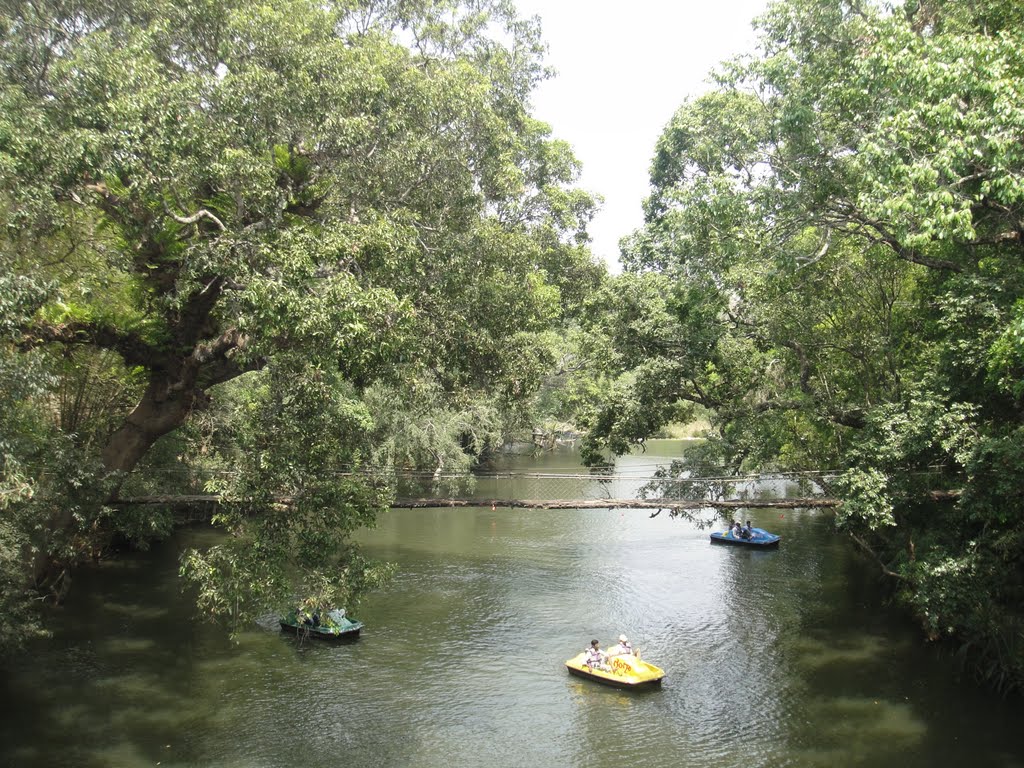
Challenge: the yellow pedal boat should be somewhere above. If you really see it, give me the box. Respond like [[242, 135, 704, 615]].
[[565, 652, 665, 689]]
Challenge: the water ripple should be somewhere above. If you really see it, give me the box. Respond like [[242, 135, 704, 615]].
[[3, 498, 1023, 767]]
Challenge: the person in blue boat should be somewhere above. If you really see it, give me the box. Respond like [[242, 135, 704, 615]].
[[741, 520, 753, 540], [585, 639, 610, 671], [730, 521, 742, 537]]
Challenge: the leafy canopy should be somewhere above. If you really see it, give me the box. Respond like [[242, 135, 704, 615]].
[[584, 0, 1024, 692], [0, 0, 604, 639]]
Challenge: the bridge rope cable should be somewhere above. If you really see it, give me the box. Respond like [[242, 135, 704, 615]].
[[110, 467, 847, 482], [109, 467, 852, 510]]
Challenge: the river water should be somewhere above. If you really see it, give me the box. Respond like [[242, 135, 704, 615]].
[[1, 441, 1022, 767]]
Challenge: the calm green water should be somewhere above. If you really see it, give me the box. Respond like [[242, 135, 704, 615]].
[[2, 441, 1022, 767]]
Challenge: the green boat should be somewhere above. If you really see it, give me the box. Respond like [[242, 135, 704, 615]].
[[279, 608, 363, 641]]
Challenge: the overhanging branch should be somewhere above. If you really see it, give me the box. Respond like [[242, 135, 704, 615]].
[[20, 320, 159, 368], [849, 532, 908, 582]]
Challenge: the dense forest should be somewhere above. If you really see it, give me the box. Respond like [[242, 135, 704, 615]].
[[2, 0, 1022, 694]]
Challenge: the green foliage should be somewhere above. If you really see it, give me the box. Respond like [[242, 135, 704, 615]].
[[0, 0, 605, 642], [834, 468, 896, 532], [586, 0, 1024, 692], [177, 361, 386, 625], [364, 374, 504, 490], [0, 275, 57, 651]]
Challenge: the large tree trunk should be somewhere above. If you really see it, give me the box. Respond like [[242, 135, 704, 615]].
[[26, 271, 251, 593], [33, 372, 200, 589], [102, 374, 198, 475], [100, 323, 251, 477]]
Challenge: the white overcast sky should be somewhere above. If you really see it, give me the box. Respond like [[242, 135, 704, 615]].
[[512, 0, 769, 270]]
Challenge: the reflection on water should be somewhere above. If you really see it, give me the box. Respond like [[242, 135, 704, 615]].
[[1, 442, 1022, 768]]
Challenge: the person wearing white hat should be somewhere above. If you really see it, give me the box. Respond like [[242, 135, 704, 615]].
[[607, 634, 637, 658]]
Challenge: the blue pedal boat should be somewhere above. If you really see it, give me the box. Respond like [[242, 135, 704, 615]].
[[710, 527, 781, 547]]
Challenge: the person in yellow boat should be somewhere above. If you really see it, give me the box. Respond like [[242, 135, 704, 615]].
[[607, 634, 639, 659], [585, 639, 610, 671]]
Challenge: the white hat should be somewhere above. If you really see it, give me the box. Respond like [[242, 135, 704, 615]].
[[619, 634, 628, 642]]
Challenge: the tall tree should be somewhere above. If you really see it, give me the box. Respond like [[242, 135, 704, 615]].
[[0, 0, 602, 637], [585, 0, 1024, 692]]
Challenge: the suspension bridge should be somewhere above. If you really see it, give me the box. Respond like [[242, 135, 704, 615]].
[[112, 469, 843, 513]]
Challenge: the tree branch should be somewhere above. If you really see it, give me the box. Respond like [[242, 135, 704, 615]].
[[962, 230, 1023, 248], [849, 532, 909, 582], [825, 204, 965, 272], [20, 320, 159, 368], [163, 199, 226, 232], [193, 328, 262, 389]]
